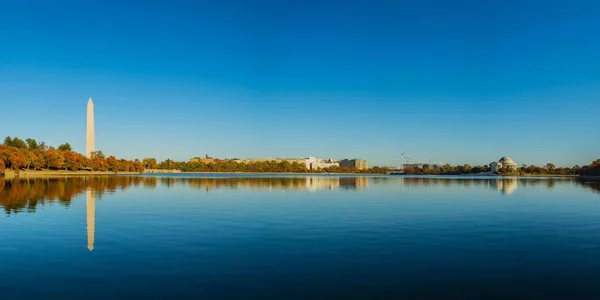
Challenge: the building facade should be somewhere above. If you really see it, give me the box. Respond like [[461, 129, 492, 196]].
[[339, 159, 368, 170], [305, 157, 339, 170]]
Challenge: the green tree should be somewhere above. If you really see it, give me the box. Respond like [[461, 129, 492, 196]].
[[58, 143, 72, 151], [91, 150, 105, 159], [463, 164, 472, 173], [26, 138, 39, 150], [11, 137, 27, 149]]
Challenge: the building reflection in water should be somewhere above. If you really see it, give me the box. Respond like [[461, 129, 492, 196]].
[[398, 177, 520, 195], [489, 178, 518, 195], [86, 189, 95, 251], [305, 177, 369, 192], [191, 176, 370, 192], [306, 177, 340, 192]]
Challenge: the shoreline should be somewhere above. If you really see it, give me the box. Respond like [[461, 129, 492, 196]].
[[0, 170, 587, 180], [2, 170, 140, 179]]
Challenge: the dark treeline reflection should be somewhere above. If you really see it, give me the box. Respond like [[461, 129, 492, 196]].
[[1, 176, 596, 215], [0, 176, 370, 214], [0, 176, 148, 215]]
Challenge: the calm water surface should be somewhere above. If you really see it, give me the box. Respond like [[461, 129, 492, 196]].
[[1, 175, 600, 299]]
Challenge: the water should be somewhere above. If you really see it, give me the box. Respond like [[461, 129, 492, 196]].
[[1, 175, 599, 299]]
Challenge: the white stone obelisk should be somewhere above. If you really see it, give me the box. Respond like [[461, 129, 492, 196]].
[[86, 98, 95, 158], [86, 189, 96, 251]]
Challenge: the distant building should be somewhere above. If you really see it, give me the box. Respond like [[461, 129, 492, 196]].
[[489, 156, 518, 173], [339, 159, 368, 170], [305, 157, 339, 170], [241, 157, 306, 164], [190, 154, 216, 164]]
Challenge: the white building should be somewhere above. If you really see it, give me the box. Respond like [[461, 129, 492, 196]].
[[305, 157, 339, 170], [490, 156, 518, 173]]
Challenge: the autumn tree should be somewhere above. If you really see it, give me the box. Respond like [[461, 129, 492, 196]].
[[61, 150, 79, 170], [142, 158, 158, 169], [133, 159, 144, 173], [45, 148, 65, 169], [7, 148, 27, 171], [91, 157, 107, 171], [404, 166, 416, 174], [32, 150, 45, 170], [21, 149, 38, 170], [106, 156, 119, 172]]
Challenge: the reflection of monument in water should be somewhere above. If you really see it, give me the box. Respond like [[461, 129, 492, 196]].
[[86, 189, 95, 251], [490, 178, 518, 195]]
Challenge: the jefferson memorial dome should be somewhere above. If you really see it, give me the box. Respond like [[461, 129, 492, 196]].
[[490, 156, 518, 172]]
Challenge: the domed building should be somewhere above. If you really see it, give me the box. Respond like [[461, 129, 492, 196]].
[[490, 156, 518, 173]]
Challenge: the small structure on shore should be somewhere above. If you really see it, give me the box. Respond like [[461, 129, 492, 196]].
[[143, 169, 182, 174]]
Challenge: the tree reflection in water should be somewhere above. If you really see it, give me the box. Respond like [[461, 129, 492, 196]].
[[0, 176, 149, 215], [0, 176, 372, 215], [0, 176, 594, 215]]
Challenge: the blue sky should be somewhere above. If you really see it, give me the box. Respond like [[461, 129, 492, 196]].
[[1, 0, 599, 167]]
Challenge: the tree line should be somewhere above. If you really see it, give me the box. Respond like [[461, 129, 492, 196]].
[[115, 156, 600, 176], [386, 161, 599, 176], [1, 136, 144, 174], [141, 157, 391, 174], [579, 159, 600, 176], [3, 135, 598, 177]]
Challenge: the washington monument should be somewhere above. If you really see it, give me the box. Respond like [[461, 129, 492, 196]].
[[86, 98, 95, 158]]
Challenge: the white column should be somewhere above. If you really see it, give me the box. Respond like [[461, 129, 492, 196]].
[[86, 98, 95, 158]]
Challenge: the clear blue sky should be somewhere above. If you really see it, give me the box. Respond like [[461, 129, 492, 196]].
[[1, 0, 599, 167]]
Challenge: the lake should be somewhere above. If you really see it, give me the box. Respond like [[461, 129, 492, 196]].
[[1, 175, 600, 299]]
